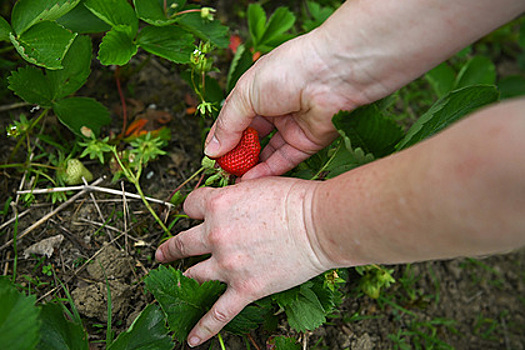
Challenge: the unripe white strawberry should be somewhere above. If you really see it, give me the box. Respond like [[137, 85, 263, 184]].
[[59, 159, 93, 185]]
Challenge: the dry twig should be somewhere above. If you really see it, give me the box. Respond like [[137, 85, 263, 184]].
[[0, 177, 105, 251], [82, 177, 116, 243], [0, 101, 29, 113], [17, 182, 174, 208]]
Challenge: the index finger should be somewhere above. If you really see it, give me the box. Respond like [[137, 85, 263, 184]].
[[186, 289, 250, 347], [155, 225, 209, 263], [183, 186, 215, 220]]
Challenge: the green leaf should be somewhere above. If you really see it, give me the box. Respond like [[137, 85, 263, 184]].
[[52, 97, 111, 137], [325, 141, 374, 179], [247, 4, 266, 46], [37, 303, 89, 350], [108, 304, 174, 350], [137, 25, 194, 64], [47, 35, 92, 99], [98, 26, 138, 66], [519, 52, 525, 72], [144, 266, 225, 343], [287, 288, 326, 332], [310, 274, 341, 313], [296, 137, 374, 180], [0, 277, 41, 350], [454, 56, 496, 89], [0, 16, 12, 41], [8, 36, 91, 105], [57, 2, 111, 34], [10, 21, 77, 70], [226, 44, 254, 93], [8, 65, 54, 107], [302, 1, 335, 32], [424, 62, 456, 98], [498, 75, 525, 99], [332, 106, 404, 158], [396, 85, 499, 151], [224, 305, 265, 335], [275, 282, 326, 332], [177, 12, 229, 48], [11, 0, 80, 35], [84, 0, 138, 36], [133, 0, 186, 26], [247, 5, 295, 52], [259, 7, 295, 47]]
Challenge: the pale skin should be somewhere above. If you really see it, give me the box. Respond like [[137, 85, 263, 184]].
[[155, 0, 525, 347]]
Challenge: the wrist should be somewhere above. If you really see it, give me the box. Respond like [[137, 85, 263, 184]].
[[310, 0, 525, 105], [286, 178, 336, 273], [310, 177, 369, 269]]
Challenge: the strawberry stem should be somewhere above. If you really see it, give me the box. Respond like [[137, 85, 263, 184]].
[[218, 333, 226, 350], [167, 166, 205, 202], [115, 66, 128, 138], [110, 147, 171, 236]]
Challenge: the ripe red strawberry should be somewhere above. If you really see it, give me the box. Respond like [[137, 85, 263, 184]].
[[215, 127, 261, 176]]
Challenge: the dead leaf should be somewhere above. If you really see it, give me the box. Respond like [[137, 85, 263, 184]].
[[125, 108, 173, 136], [23, 234, 64, 259]]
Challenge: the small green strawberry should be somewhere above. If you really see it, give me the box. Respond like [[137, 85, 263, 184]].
[[214, 127, 261, 176], [59, 159, 94, 185]]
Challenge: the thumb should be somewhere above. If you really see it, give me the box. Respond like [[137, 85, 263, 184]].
[[204, 83, 256, 158]]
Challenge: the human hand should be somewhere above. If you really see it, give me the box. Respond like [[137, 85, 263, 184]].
[[155, 177, 333, 347], [204, 30, 369, 180], [204, 0, 525, 181]]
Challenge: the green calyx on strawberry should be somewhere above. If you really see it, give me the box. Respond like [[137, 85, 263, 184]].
[[214, 127, 261, 177]]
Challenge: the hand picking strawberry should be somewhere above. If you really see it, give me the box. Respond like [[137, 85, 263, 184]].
[[156, 0, 525, 347], [214, 127, 261, 177]]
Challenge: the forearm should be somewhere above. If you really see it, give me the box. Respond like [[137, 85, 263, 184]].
[[310, 0, 525, 104], [311, 98, 525, 268]]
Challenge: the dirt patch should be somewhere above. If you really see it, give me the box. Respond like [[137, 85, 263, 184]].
[[72, 280, 132, 321]]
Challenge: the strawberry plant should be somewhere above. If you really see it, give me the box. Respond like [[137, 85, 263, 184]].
[[226, 3, 296, 92], [1, 0, 229, 186], [1, 0, 222, 210], [0, 276, 174, 350]]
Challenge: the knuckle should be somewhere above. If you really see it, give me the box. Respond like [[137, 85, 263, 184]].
[[169, 236, 186, 257], [237, 79, 255, 110], [206, 192, 227, 213], [196, 320, 216, 340], [207, 194, 221, 212], [208, 227, 225, 246], [183, 267, 199, 283], [234, 279, 261, 299], [234, 76, 250, 95], [220, 254, 241, 271], [214, 113, 229, 133], [184, 187, 209, 211], [210, 305, 233, 324]]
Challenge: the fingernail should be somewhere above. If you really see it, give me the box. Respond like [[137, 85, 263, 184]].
[[188, 336, 201, 347], [204, 135, 220, 157], [155, 249, 165, 262]]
